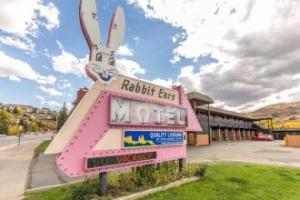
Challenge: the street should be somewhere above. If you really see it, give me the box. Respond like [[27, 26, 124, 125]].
[[0, 133, 52, 200], [0, 133, 52, 151]]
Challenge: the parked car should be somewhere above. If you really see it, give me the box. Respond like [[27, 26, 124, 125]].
[[252, 134, 273, 141]]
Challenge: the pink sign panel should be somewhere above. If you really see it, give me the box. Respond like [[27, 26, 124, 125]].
[[53, 86, 202, 177]]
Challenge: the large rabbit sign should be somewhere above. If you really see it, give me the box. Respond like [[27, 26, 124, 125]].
[[45, 0, 202, 178], [79, 0, 125, 84]]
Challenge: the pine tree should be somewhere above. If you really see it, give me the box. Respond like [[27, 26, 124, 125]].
[[57, 102, 69, 132]]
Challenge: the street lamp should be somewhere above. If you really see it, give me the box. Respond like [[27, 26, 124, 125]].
[[15, 118, 22, 146], [53, 110, 59, 140]]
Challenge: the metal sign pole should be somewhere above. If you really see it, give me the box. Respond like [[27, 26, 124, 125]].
[[179, 158, 186, 171], [98, 172, 107, 196]]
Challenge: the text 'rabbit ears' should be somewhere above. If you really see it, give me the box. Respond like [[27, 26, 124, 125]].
[[79, 0, 125, 54]]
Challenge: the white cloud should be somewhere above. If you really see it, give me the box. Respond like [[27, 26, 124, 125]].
[[133, 36, 140, 44], [8, 75, 21, 82], [116, 58, 146, 78], [36, 95, 45, 101], [117, 44, 134, 56], [130, 0, 300, 111], [0, 51, 56, 84], [171, 36, 177, 43], [150, 78, 174, 88], [37, 2, 60, 30], [57, 79, 72, 90], [56, 40, 64, 50], [0, 0, 60, 37], [175, 61, 300, 112], [46, 100, 61, 108], [66, 102, 73, 111], [169, 55, 180, 64], [36, 95, 62, 108], [39, 86, 63, 96], [52, 48, 88, 77], [0, 36, 35, 52]]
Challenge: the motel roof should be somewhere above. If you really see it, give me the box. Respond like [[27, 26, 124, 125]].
[[251, 115, 273, 120], [187, 92, 214, 106], [196, 105, 253, 120]]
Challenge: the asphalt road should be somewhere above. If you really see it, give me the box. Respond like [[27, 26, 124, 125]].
[[0, 133, 53, 151], [188, 140, 300, 167], [0, 133, 52, 200]]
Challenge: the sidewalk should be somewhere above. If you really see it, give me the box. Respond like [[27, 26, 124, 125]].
[[26, 153, 83, 190], [0, 142, 40, 200]]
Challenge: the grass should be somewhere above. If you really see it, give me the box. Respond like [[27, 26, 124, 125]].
[[141, 163, 300, 200], [24, 163, 300, 200], [34, 140, 51, 153], [24, 185, 70, 200]]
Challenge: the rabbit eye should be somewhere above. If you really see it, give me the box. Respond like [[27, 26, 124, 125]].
[[96, 53, 102, 61], [108, 57, 115, 66]]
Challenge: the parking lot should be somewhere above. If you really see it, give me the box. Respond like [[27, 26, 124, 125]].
[[187, 140, 300, 168]]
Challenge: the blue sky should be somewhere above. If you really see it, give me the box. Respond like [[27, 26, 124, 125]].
[[0, 0, 300, 112]]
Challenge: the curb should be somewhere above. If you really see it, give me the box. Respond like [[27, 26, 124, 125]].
[[25, 180, 84, 194], [115, 176, 200, 200], [25, 152, 39, 190]]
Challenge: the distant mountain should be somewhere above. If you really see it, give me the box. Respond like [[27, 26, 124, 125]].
[[249, 102, 300, 128]]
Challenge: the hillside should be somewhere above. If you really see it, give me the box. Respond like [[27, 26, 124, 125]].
[[249, 102, 300, 128]]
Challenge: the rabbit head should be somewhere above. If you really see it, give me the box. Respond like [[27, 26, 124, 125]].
[[80, 0, 125, 85], [86, 47, 118, 84]]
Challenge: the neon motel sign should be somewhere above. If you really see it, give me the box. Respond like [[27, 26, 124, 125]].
[[110, 96, 187, 126]]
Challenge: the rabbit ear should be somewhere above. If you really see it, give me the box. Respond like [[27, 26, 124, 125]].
[[79, 0, 101, 50], [106, 6, 125, 53]]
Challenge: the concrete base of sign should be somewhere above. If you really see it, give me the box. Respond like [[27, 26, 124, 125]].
[[114, 176, 200, 200], [187, 132, 209, 146]]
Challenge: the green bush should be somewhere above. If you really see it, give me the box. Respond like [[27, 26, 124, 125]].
[[194, 164, 207, 177], [117, 172, 136, 192], [67, 162, 205, 199], [69, 178, 98, 200], [134, 164, 157, 186]]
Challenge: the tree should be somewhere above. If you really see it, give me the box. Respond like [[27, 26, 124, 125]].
[[7, 125, 18, 135], [57, 103, 69, 132], [0, 109, 15, 135], [23, 121, 29, 133], [30, 121, 38, 132], [19, 118, 28, 133], [13, 106, 23, 117]]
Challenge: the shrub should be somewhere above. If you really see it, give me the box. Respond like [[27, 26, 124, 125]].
[[69, 177, 98, 200], [134, 164, 158, 186], [194, 164, 207, 177], [68, 162, 205, 199], [117, 172, 136, 192]]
